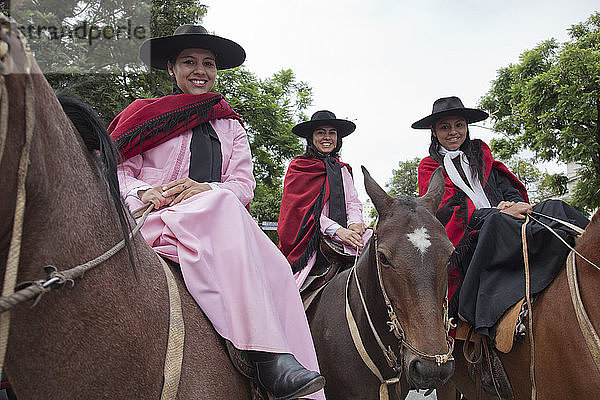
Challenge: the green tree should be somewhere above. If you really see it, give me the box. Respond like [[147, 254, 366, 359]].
[[215, 70, 309, 194], [214, 67, 311, 223], [502, 157, 568, 203], [26, 0, 206, 121], [370, 157, 420, 222], [479, 12, 600, 213], [386, 157, 420, 198]]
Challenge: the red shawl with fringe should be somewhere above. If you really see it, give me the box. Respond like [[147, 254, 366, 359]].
[[109, 92, 242, 160], [278, 157, 350, 272]]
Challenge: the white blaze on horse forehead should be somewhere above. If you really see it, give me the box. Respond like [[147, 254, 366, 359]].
[[407, 227, 431, 255]]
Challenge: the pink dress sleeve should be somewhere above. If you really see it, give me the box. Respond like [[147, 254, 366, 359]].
[[116, 154, 150, 210], [211, 119, 256, 206], [117, 154, 151, 196], [319, 205, 338, 235]]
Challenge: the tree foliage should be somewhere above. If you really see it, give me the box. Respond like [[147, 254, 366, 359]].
[[370, 157, 420, 221], [480, 12, 600, 213], [11, 0, 311, 222], [386, 157, 420, 198], [214, 67, 311, 222], [501, 158, 568, 203]]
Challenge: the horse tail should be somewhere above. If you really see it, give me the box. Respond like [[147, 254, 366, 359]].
[[57, 95, 135, 267]]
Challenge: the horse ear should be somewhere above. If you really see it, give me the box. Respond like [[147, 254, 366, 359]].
[[419, 166, 445, 214], [362, 166, 394, 215]]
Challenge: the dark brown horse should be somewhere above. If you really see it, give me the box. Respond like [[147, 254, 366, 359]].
[[0, 15, 250, 399], [438, 208, 600, 400], [307, 166, 456, 399]]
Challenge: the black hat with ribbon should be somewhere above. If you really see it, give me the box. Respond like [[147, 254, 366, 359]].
[[292, 110, 356, 138], [411, 96, 488, 129], [139, 25, 246, 70]]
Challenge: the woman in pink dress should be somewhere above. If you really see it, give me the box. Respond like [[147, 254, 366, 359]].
[[277, 110, 371, 288], [110, 25, 325, 400]]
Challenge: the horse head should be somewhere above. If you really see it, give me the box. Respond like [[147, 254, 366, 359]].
[[363, 166, 455, 389]]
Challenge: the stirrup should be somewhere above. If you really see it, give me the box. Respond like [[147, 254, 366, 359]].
[[465, 330, 514, 400]]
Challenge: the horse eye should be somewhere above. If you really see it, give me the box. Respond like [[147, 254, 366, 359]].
[[378, 252, 391, 266]]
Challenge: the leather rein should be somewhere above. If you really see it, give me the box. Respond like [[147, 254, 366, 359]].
[[345, 224, 455, 400], [0, 19, 183, 400]]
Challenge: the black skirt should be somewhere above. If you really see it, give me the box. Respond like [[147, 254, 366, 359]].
[[455, 199, 589, 338]]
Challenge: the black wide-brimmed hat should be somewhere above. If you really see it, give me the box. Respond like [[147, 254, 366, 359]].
[[139, 25, 246, 70], [411, 96, 488, 129], [292, 110, 356, 138]]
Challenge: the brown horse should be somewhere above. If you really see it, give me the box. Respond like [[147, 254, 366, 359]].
[[0, 15, 251, 399], [307, 166, 456, 399], [437, 208, 600, 400]]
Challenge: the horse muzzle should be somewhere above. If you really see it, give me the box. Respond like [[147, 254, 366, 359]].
[[405, 355, 455, 389]]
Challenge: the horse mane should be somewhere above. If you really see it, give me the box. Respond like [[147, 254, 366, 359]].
[[57, 94, 135, 266]]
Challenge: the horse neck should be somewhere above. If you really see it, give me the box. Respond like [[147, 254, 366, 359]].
[[572, 210, 600, 314], [2, 72, 137, 283]]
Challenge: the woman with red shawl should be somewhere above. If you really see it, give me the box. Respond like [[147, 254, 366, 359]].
[[278, 110, 371, 288], [110, 25, 325, 400], [415, 96, 588, 398]]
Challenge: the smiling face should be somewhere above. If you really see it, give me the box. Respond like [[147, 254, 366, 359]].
[[432, 116, 468, 151], [167, 48, 217, 95], [312, 125, 338, 154]]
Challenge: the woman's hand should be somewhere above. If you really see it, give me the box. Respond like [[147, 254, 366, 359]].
[[162, 178, 212, 206], [335, 227, 364, 248], [496, 201, 515, 210], [348, 222, 367, 235], [138, 186, 173, 210], [499, 201, 532, 219]]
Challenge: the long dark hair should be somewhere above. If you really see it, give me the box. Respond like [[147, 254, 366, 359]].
[[298, 134, 343, 159], [429, 126, 485, 185]]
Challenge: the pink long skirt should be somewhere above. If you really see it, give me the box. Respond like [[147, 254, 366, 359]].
[[137, 189, 325, 399]]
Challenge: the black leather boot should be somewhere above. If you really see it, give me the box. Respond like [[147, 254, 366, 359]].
[[249, 352, 325, 400]]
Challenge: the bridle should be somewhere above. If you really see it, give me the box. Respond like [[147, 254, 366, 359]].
[[345, 223, 455, 400]]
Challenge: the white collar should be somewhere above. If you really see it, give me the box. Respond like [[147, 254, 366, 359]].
[[439, 147, 490, 209]]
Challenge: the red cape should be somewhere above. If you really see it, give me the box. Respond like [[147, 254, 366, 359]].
[[277, 157, 350, 270], [418, 140, 528, 303], [109, 93, 242, 161]]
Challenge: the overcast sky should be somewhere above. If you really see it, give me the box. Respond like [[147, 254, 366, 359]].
[[202, 0, 598, 201]]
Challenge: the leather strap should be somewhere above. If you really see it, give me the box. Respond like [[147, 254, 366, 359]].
[[345, 269, 399, 400], [566, 251, 600, 374], [157, 256, 185, 400], [521, 216, 537, 400]]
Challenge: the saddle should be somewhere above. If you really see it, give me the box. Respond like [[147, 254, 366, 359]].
[[455, 298, 526, 353], [300, 236, 355, 311]]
